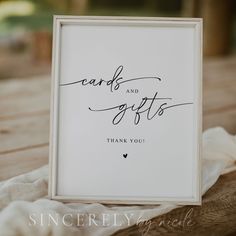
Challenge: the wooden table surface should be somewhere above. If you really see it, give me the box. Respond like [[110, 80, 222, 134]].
[[1, 56, 236, 180], [114, 170, 236, 236], [0, 57, 236, 235]]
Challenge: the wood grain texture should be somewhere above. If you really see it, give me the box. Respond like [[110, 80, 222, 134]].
[[0, 76, 50, 119], [0, 145, 48, 180], [113, 170, 236, 236], [0, 57, 236, 177], [0, 114, 49, 154], [0, 76, 50, 180]]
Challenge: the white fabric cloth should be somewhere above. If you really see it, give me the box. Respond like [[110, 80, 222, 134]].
[[0, 127, 236, 236]]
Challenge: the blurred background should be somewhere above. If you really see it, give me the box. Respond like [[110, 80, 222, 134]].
[[1, 0, 236, 180], [0, 0, 236, 79]]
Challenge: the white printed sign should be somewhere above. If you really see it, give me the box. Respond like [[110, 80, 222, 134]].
[[49, 16, 202, 205]]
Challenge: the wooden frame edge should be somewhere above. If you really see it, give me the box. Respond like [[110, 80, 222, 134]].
[[48, 16, 203, 205]]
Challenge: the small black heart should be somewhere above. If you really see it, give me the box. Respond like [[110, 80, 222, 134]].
[[123, 153, 128, 158]]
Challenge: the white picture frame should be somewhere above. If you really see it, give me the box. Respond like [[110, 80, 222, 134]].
[[49, 15, 202, 205]]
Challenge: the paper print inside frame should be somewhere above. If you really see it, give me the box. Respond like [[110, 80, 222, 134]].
[[49, 16, 202, 205]]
